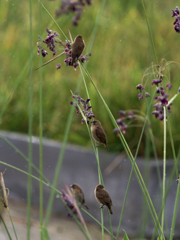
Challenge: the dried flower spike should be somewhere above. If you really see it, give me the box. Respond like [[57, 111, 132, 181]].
[[37, 30, 91, 71], [113, 111, 134, 135], [55, 0, 92, 26], [70, 94, 95, 124], [172, 6, 180, 33]]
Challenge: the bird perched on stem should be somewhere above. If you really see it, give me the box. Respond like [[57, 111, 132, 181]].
[[70, 183, 89, 210], [71, 35, 85, 65], [91, 120, 109, 150], [94, 184, 113, 214]]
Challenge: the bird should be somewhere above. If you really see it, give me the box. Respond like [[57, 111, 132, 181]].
[[71, 35, 85, 65], [70, 183, 89, 210], [91, 120, 109, 150], [94, 184, 113, 214]]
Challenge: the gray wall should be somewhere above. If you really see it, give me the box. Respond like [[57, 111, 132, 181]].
[[0, 131, 179, 238]]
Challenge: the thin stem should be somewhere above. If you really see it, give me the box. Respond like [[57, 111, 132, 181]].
[[141, 0, 158, 65], [101, 208, 104, 240], [0, 134, 49, 184], [44, 0, 106, 227], [82, 64, 165, 239], [0, 215, 12, 240], [166, 104, 178, 175], [161, 107, 166, 239], [82, 208, 116, 239], [7, 208, 18, 240], [37, 0, 68, 40], [169, 175, 180, 240], [38, 2, 43, 239], [27, 0, 33, 238], [107, 210, 113, 240]]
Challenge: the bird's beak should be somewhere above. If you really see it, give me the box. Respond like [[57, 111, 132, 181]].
[[91, 121, 94, 124], [70, 185, 73, 188]]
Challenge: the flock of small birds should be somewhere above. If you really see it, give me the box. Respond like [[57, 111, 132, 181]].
[[70, 118, 112, 214], [71, 36, 112, 213], [70, 183, 113, 214]]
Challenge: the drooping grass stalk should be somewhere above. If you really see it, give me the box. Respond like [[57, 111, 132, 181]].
[[115, 89, 159, 238], [0, 215, 12, 240], [7, 207, 18, 240], [116, 117, 148, 239], [116, 119, 160, 239], [27, 0, 33, 238], [82, 208, 116, 239], [82, 64, 165, 239], [161, 106, 167, 239], [0, 161, 62, 197]]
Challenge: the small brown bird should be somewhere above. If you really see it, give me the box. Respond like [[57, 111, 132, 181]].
[[91, 120, 109, 150], [70, 183, 89, 210], [71, 35, 85, 65], [94, 184, 113, 214]]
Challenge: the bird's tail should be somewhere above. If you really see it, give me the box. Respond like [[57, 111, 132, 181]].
[[84, 204, 89, 210], [106, 144, 109, 151], [109, 207, 113, 214]]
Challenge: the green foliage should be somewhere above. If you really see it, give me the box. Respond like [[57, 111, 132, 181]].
[[40, 226, 50, 240], [0, 0, 180, 157], [123, 230, 129, 240]]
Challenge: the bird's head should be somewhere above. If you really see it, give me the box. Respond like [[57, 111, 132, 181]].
[[96, 184, 104, 191], [70, 183, 80, 190], [91, 120, 101, 126]]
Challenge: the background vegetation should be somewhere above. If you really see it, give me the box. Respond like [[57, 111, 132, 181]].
[[1, 0, 180, 157]]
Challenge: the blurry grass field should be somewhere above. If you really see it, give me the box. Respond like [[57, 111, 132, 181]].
[[1, 0, 180, 157]]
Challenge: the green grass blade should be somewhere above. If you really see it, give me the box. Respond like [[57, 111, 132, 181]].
[[27, 0, 33, 238], [7, 208, 18, 240], [0, 214, 12, 240], [81, 64, 165, 239], [141, 0, 158, 65]]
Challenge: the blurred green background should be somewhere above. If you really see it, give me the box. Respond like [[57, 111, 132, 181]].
[[1, 0, 180, 157]]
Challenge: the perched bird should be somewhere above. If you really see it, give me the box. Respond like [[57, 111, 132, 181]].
[[91, 120, 109, 150], [71, 35, 85, 65], [70, 183, 89, 210], [94, 184, 113, 214]]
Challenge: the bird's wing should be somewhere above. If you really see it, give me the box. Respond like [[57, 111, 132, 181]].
[[96, 127, 107, 144], [96, 190, 112, 204]]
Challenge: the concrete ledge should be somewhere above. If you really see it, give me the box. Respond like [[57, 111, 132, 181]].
[[0, 131, 179, 238]]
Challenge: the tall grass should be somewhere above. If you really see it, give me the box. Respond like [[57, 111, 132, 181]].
[[0, 0, 180, 239]]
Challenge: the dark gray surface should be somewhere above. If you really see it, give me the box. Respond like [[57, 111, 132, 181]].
[[0, 131, 179, 238]]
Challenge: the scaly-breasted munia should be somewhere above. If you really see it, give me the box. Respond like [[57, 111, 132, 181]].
[[70, 183, 89, 210], [71, 35, 85, 65], [91, 120, 109, 150], [94, 184, 113, 214]]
